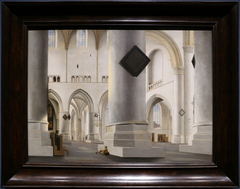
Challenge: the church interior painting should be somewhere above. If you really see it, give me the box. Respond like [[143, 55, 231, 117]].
[[28, 29, 213, 164]]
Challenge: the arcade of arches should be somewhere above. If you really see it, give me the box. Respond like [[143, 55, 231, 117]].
[[28, 30, 212, 158]]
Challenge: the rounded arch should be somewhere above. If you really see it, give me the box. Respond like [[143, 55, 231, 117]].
[[146, 94, 172, 120], [146, 30, 183, 69], [68, 89, 94, 112], [48, 89, 63, 112]]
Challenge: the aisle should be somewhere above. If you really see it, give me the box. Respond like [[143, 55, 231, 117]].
[[28, 141, 212, 165]]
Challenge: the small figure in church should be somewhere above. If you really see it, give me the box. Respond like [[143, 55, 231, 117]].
[[96, 146, 110, 155], [63, 146, 69, 155]]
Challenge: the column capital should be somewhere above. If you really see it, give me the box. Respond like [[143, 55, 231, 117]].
[[173, 67, 184, 75], [183, 45, 194, 53]]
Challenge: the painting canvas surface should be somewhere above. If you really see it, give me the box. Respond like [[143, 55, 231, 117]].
[[27, 29, 213, 165]]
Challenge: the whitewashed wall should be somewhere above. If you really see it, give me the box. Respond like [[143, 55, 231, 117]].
[[48, 30, 66, 82]]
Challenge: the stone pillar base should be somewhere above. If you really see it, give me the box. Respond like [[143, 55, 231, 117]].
[[28, 122, 53, 156], [171, 135, 186, 144], [86, 133, 103, 144], [181, 135, 186, 143], [171, 135, 181, 143], [179, 126, 212, 155], [98, 124, 164, 158], [61, 133, 72, 144], [28, 139, 53, 156]]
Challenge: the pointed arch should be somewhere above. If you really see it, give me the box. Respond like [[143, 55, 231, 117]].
[[146, 30, 183, 69], [48, 89, 63, 112], [146, 94, 172, 120], [68, 89, 94, 112]]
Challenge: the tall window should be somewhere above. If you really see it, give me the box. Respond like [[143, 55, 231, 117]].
[[153, 103, 161, 127], [77, 30, 85, 47], [48, 30, 56, 47]]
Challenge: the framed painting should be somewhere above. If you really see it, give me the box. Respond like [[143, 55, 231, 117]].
[[1, 1, 239, 188]]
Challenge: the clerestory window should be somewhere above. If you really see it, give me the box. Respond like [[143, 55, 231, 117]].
[[48, 30, 56, 48], [77, 30, 86, 47]]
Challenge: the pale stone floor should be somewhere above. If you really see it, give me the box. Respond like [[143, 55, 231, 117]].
[[28, 141, 212, 165]]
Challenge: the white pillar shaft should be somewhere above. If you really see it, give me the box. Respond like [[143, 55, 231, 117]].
[[194, 31, 212, 125], [28, 30, 48, 125], [86, 112, 100, 143], [78, 119, 81, 141], [99, 30, 164, 157], [89, 112, 99, 133], [183, 46, 194, 138], [59, 112, 69, 133], [179, 31, 212, 155], [28, 30, 53, 156], [108, 30, 146, 125], [172, 68, 184, 143]]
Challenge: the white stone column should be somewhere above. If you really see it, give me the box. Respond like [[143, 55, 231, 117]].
[[82, 108, 89, 140], [183, 46, 194, 142], [98, 30, 164, 157], [78, 119, 81, 141], [59, 111, 70, 141], [28, 30, 53, 156], [180, 31, 212, 155], [86, 112, 101, 143], [99, 121, 103, 141], [172, 67, 185, 143]]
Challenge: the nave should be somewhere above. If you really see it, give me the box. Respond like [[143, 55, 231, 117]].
[[28, 141, 211, 165]]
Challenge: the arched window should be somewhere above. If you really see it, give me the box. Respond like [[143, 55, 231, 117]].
[[102, 76, 105, 83], [80, 76, 83, 82], [88, 76, 91, 82], [71, 76, 75, 82], [153, 103, 161, 127], [48, 30, 56, 47], [57, 76, 60, 82], [77, 30, 85, 47]]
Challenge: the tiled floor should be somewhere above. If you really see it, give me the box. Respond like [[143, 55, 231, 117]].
[[28, 141, 212, 166]]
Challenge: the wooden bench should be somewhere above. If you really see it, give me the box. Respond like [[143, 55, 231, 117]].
[[50, 132, 64, 156]]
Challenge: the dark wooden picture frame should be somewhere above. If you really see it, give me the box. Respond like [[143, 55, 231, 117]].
[[1, 1, 239, 188]]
